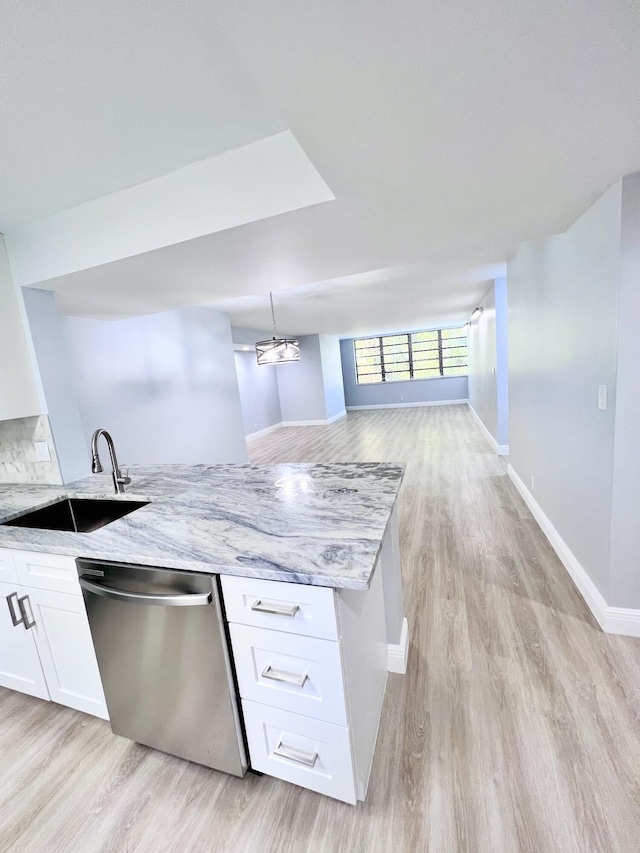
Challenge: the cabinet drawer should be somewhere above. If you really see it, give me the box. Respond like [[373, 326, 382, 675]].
[[242, 700, 356, 804], [221, 575, 338, 640], [12, 550, 80, 596], [230, 624, 347, 725], [0, 548, 19, 584]]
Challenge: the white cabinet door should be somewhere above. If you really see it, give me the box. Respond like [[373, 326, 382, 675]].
[[24, 587, 108, 720], [0, 581, 49, 701]]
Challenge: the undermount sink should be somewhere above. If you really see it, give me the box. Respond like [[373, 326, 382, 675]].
[[2, 498, 149, 533]]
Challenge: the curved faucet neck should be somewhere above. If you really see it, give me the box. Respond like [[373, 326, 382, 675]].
[[90, 429, 129, 494]]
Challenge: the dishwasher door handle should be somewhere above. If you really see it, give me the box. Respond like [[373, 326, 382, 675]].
[[79, 577, 212, 607]]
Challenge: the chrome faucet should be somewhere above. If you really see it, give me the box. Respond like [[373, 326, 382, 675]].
[[90, 429, 131, 494]]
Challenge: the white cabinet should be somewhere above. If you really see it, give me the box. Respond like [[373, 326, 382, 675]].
[[0, 580, 49, 700], [25, 587, 108, 718], [221, 568, 389, 805], [0, 548, 108, 720], [0, 548, 19, 584], [13, 549, 82, 596]]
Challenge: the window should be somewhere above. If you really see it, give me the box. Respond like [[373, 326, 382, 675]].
[[354, 327, 467, 384]]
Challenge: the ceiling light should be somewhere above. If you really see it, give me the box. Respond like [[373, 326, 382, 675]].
[[255, 292, 300, 365]]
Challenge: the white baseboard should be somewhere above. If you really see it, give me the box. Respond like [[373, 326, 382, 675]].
[[248, 411, 347, 435], [468, 403, 509, 455], [245, 423, 282, 441], [347, 399, 468, 411], [387, 617, 409, 673], [281, 410, 347, 427], [507, 464, 640, 638]]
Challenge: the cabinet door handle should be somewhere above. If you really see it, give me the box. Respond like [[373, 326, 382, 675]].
[[273, 740, 318, 768], [17, 595, 36, 630], [6, 592, 24, 627], [251, 599, 299, 618], [262, 664, 308, 688]]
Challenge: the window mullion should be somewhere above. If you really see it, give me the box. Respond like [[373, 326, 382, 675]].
[[407, 334, 414, 379], [438, 330, 444, 376], [379, 337, 386, 381]]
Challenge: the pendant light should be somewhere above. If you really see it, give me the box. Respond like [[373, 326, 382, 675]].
[[255, 292, 300, 365]]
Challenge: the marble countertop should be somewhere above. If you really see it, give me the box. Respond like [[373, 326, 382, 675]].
[[0, 464, 404, 589]]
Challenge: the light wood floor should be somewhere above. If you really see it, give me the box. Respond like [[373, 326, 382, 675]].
[[1, 406, 639, 852]]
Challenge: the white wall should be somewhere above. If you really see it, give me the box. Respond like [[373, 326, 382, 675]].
[[0, 237, 42, 421], [508, 182, 621, 602], [22, 288, 89, 481], [467, 277, 509, 451], [320, 336, 346, 419], [234, 350, 282, 437], [608, 174, 640, 607], [276, 335, 328, 422], [231, 330, 345, 431], [63, 307, 248, 466]]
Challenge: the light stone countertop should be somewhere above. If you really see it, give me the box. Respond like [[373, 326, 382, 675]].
[[0, 463, 404, 589]]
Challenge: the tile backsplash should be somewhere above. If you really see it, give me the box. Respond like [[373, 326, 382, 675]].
[[0, 415, 63, 484]]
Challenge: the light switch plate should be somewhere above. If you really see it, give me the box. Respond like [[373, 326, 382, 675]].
[[34, 441, 51, 461], [598, 384, 608, 411]]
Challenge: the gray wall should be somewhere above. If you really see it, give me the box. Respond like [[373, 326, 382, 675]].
[[508, 181, 621, 602], [234, 350, 282, 437], [63, 306, 248, 466], [340, 337, 468, 408], [467, 277, 509, 450], [276, 335, 330, 422], [23, 288, 90, 481], [609, 174, 640, 607]]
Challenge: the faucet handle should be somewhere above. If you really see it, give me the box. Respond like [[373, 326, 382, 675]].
[[114, 468, 132, 493]]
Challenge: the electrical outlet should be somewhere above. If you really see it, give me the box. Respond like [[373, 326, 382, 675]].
[[530, 475, 535, 491], [598, 384, 607, 411], [34, 441, 51, 462]]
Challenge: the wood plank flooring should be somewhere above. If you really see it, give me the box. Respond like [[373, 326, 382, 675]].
[[1, 405, 639, 852]]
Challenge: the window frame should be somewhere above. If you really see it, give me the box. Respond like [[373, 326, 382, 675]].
[[353, 327, 468, 385]]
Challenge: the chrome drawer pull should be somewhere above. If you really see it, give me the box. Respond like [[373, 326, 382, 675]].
[[262, 664, 308, 688], [6, 592, 24, 627], [251, 599, 299, 618], [273, 740, 318, 768], [17, 595, 36, 630]]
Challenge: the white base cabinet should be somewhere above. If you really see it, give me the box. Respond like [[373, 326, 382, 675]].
[[222, 565, 389, 805], [0, 548, 108, 720], [0, 580, 49, 700]]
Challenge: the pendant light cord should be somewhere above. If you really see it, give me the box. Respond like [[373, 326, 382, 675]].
[[270, 291, 278, 339]]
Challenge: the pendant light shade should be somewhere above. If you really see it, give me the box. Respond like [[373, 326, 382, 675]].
[[255, 292, 300, 365]]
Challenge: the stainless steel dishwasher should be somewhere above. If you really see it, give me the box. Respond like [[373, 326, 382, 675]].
[[77, 559, 247, 777]]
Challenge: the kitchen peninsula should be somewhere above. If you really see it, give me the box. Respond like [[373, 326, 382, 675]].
[[0, 463, 407, 804]]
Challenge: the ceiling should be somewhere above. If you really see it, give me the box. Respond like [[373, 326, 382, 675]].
[[2, 1, 640, 336]]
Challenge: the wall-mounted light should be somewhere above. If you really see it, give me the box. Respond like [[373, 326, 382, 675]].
[[470, 306, 484, 320], [255, 292, 300, 366]]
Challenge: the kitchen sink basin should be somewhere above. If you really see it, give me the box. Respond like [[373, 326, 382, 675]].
[[1, 498, 149, 533]]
